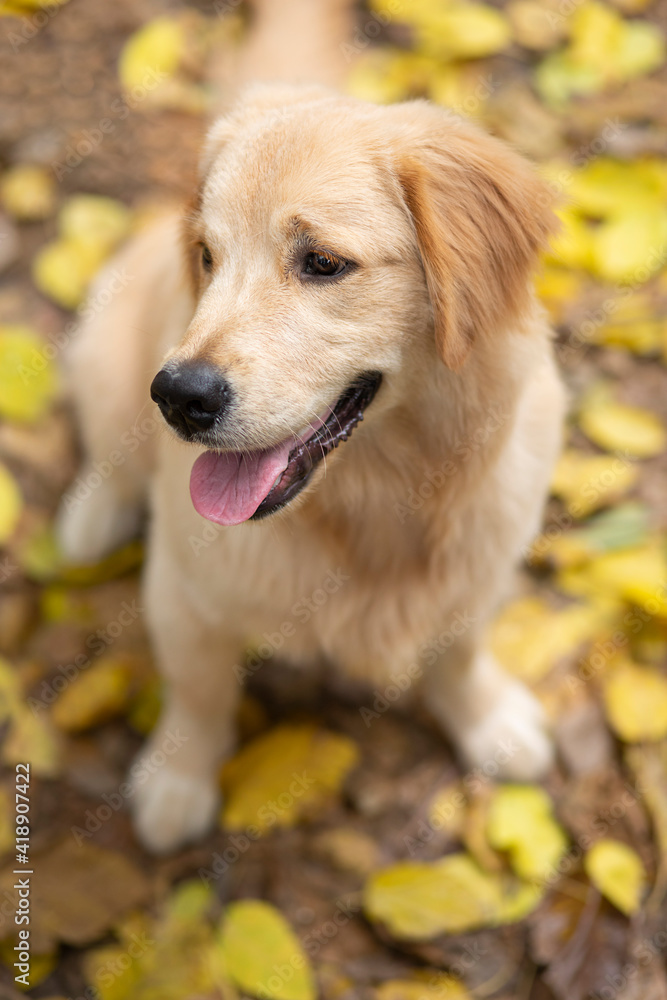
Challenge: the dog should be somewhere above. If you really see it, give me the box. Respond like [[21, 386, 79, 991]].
[[57, 71, 565, 853]]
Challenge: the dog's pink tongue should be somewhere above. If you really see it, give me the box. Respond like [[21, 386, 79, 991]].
[[190, 446, 291, 525]]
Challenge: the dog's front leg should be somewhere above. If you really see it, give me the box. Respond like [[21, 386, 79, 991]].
[[131, 553, 242, 854], [422, 633, 554, 782]]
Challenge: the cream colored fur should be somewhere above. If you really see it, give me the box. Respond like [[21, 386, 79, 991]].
[[57, 23, 565, 854]]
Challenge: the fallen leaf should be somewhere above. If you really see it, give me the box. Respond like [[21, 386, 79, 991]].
[[603, 658, 667, 741], [118, 17, 186, 92], [578, 385, 666, 457], [33, 196, 131, 308], [1, 703, 62, 777], [418, 4, 512, 60], [0, 462, 22, 545], [1, 0, 68, 10], [58, 194, 131, 252], [0, 164, 56, 221], [557, 542, 667, 617], [0, 788, 13, 856], [222, 723, 359, 833], [32, 238, 107, 309], [219, 899, 315, 1000], [550, 449, 638, 518], [51, 656, 132, 732], [0, 942, 57, 988], [364, 853, 542, 939], [567, 158, 667, 218], [311, 826, 381, 876], [58, 538, 144, 586], [487, 785, 568, 882], [85, 881, 225, 1000], [584, 838, 647, 914], [541, 502, 650, 568], [534, 267, 586, 322], [0, 324, 58, 423], [592, 209, 667, 284], [490, 596, 612, 681], [545, 206, 595, 270], [375, 975, 471, 1000], [0, 840, 151, 952], [536, 1, 665, 106]]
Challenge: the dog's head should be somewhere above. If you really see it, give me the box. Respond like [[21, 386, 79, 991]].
[[150, 85, 554, 525]]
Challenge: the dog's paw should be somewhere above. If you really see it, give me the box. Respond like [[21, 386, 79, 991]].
[[56, 471, 141, 565], [458, 681, 554, 782], [131, 764, 220, 854]]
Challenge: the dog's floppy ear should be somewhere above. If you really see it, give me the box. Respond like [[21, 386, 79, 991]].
[[393, 105, 555, 371]]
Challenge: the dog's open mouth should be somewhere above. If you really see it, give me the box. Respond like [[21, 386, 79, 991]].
[[189, 371, 382, 525]]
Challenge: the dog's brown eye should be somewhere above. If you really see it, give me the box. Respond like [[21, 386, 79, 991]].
[[303, 251, 346, 278], [200, 243, 213, 272]]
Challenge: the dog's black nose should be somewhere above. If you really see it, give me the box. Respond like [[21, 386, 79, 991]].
[[150, 361, 229, 436]]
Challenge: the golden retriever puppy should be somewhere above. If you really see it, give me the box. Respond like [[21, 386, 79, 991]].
[[57, 85, 565, 853]]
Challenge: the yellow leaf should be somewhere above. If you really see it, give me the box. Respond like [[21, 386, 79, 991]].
[[85, 881, 223, 1000], [364, 853, 542, 939], [419, 4, 512, 59], [0, 0, 68, 9], [0, 788, 13, 855], [0, 946, 57, 989], [428, 65, 490, 117], [346, 50, 437, 104], [59, 538, 144, 586], [0, 655, 22, 723], [540, 502, 649, 569], [376, 976, 471, 1000], [0, 462, 22, 545], [2, 704, 62, 777], [615, 20, 665, 78], [312, 826, 381, 876], [126, 675, 162, 735], [0, 324, 58, 423], [118, 17, 185, 92], [51, 657, 132, 733], [570, 1, 665, 81], [18, 523, 61, 581], [58, 194, 131, 252], [535, 51, 604, 107], [603, 659, 667, 742], [578, 387, 666, 458], [0, 164, 56, 221], [592, 210, 667, 284], [222, 723, 359, 833], [595, 291, 665, 355], [534, 267, 585, 323], [550, 449, 638, 518], [165, 878, 216, 923], [567, 158, 667, 218], [584, 839, 647, 914], [560, 542, 667, 617], [219, 900, 315, 1000], [33, 196, 131, 308], [32, 238, 106, 309], [487, 785, 568, 882], [546, 208, 595, 270], [535, 3, 665, 104], [490, 596, 611, 681]]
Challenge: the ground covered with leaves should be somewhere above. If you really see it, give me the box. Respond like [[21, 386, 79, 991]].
[[1, 0, 667, 997]]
